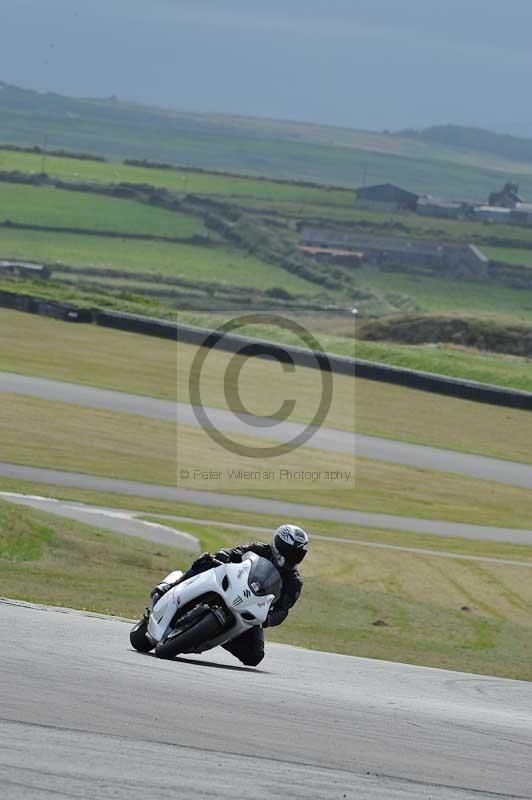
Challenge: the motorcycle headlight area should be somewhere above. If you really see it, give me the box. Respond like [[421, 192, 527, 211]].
[[246, 556, 282, 601]]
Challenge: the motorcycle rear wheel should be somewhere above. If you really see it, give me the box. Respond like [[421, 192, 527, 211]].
[[155, 608, 222, 659]]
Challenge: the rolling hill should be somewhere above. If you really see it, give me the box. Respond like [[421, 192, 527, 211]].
[[3, 82, 532, 200]]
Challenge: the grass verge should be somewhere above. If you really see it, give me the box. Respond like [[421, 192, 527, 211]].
[[0, 499, 190, 617], [3, 499, 532, 680]]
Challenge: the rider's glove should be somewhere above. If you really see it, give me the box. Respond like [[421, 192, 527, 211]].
[[193, 552, 216, 571], [263, 608, 288, 628]]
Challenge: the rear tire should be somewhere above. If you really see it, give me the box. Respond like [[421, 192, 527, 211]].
[[130, 617, 153, 653], [155, 608, 222, 659]]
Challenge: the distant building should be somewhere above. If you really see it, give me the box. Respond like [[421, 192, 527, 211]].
[[0, 259, 50, 280], [416, 197, 467, 220], [298, 225, 488, 278], [354, 183, 418, 212], [488, 182, 523, 209], [510, 203, 532, 226], [474, 206, 512, 223], [297, 245, 363, 267]]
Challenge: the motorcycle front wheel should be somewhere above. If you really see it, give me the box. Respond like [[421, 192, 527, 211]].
[[155, 608, 222, 659], [130, 617, 154, 653]]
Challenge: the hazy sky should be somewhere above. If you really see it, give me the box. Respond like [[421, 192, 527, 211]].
[[2, 0, 532, 135]]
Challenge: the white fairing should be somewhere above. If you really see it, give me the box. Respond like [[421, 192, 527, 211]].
[[146, 553, 278, 654], [162, 570, 184, 585]]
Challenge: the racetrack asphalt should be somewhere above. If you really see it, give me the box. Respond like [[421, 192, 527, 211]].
[[2, 462, 532, 544], [1, 599, 531, 800], [2, 370, 532, 488]]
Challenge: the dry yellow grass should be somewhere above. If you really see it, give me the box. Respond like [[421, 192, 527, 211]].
[[305, 539, 532, 625], [1, 309, 531, 464], [2, 393, 532, 528], [270, 538, 532, 678]]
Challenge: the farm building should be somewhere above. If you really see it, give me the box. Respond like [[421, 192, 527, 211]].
[[416, 197, 467, 220], [354, 183, 418, 212], [0, 259, 50, 280], [510, 203, 532, 226], [474, 206, 512, 223], [297, 245, 363, 267], [298, 224, 489, 278], [488, 182, 523, 208]]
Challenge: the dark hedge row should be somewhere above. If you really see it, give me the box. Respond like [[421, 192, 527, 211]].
[[0, 144, 107, 162], [358, 314, 532, 359]]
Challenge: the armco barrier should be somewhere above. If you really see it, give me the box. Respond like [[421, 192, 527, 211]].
[[33, 299, 93, 323], [2, 292, 532, 410], [94, 310, 532, 410], [0, 289, 35, 313], [95, 309, 177, 340], [0, 290, 92, 322]]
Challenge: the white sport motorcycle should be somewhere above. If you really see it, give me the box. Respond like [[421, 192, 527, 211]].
[[129, 551, 282, 660]]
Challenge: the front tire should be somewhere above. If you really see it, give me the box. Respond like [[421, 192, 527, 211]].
[[130, 617, 154, 653], [155, 608, 222, 659]]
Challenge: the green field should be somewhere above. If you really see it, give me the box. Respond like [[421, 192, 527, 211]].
[[3, 151, 532, 325], [0, 182, 211, 239], [483, 246, 532, 268], [5, 143, 532, 218], [5, 147, 532, 254], [3, 149, 532, 323], [0, 149, 353, 209], [3, 498, 532, 679], [355, 266, 532, 321], [0, 227, 315, 292]]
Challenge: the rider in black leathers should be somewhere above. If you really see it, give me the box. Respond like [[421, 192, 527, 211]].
[[151, 524, 309, 666]]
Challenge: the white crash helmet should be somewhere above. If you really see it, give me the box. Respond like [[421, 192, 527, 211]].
[[272, 524, 309, 568]]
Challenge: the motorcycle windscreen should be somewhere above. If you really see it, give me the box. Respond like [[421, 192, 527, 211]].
[[246, 555, 282, 602]]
